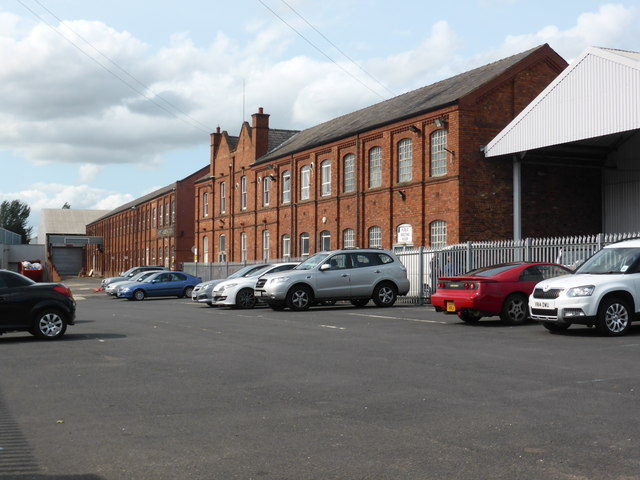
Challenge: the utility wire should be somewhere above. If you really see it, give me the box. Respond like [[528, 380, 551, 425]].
[[15, 0, 214, 134], [279, 0, 395, 98], [257, 0, 389, 101]]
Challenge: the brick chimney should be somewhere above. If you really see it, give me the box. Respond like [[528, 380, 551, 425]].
[[252, 107, 270, 159], [210, 126, 222, 177]]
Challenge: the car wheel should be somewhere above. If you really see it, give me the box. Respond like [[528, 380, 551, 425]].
[[596, 297, 631, 336], [372, 283, 397, 307], [32, 310, 67, 340], [350, 298, 369, 307], [500, 294, 528, 325], [182, 286, 194, 298], [458, 311, 482, 323], [236, 288, 257, 309], [542, 321, 571, 333], [133, 289, 146, 301], [286, 285, 312, 311]]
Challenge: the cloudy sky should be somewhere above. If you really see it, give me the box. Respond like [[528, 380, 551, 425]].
[[0, 0, 638, 237]]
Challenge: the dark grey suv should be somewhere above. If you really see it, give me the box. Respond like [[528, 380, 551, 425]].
[[254, 249, 410, 311]]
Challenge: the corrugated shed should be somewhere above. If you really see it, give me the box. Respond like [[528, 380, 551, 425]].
[[38, 209, 110, 243], [485, 47, 640, 157]]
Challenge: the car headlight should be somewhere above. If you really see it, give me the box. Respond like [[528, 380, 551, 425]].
[[567, 285, 595, 297], [120, 287, 131, 293], [269, 276, 290, 285], [221, 283, 237, 291]]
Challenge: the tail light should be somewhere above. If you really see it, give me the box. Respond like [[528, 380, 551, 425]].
[[464, 283, 477, 290], [53, 285, 74, 298], [437, 282, 446, 289]]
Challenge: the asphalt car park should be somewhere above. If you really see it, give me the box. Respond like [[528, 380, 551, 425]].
[[1, 286, 639, 480]]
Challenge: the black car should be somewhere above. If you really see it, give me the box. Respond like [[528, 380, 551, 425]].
[[0, 269, 76, 340]]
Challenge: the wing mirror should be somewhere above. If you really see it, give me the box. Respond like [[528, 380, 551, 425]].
[[320, 264, 330, 271]]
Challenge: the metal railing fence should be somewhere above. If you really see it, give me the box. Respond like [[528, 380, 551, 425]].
[[183, 232, 640, 305]]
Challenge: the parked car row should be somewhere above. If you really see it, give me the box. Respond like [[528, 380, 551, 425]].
[[192, 248, 412, 311], [431, 239, 640, 337]]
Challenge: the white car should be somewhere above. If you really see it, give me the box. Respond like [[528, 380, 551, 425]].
[[211, 263, 298, 308], [529, 239, 640, 336], [191, 264, 268, 306]]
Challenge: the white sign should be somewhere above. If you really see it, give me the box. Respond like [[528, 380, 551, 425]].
[[397, 224, 412, 244]]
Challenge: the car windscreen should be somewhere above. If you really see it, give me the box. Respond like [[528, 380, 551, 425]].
[[294, 253, 329, 270], [576, 247, 640, 274]]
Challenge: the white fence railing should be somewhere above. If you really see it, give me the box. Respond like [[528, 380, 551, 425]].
[[183, 232, 640, 306]]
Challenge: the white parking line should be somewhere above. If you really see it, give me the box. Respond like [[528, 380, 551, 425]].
[[347, 313, 447, 324], [320, 325, 346, 330]]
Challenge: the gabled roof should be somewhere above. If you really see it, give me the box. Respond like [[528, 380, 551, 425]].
[[485, 46, 640, 157], [257, 44, 560, 164]]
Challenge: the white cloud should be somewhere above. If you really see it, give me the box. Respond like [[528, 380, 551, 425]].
[[78, 164, 103, 184]]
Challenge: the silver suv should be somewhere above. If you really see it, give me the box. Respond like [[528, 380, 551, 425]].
[[254, 249, 410, 311]]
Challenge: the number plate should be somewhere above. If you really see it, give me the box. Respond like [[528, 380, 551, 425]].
[[446, 301, 456, 312], [533, 300, 552, 309]]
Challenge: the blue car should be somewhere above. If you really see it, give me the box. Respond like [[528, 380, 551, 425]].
[[117, 271, 202, 301]]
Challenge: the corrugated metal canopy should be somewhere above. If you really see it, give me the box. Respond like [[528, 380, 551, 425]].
[[485, 47, 640, 158]]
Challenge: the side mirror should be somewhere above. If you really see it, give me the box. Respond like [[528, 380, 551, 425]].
[[320, 264, 330, 271]]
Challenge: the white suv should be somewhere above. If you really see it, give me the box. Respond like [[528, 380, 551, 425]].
[[529, 239, 640, 336], [254, 249, 410, 311]]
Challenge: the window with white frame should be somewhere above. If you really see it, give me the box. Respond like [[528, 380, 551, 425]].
[[282, 170, 291, 203], [263, 177, 270, 206], [431, 220, 447, 248], [369, 147, 382, 188], [262, 230, 270, 261], [218, 234, 227, 262], [152, 207, 157, 227], [368, 226, 382, 248], [282, 234, 291, 259], [398, 138, 412, 182], [300, 232, 310, 256], [241, 232, 247, 262], [203, 193, 209, 217], [165, 201, 169, 225], [431, 129, 448, 177], [321, 160, 331, 196], [343, 154, 355, 193], [343, 228, 355, 248], [300, 166, 310, 200], [171, 200, 175, 224], [203, 236, 209, 263], [220, 182, 226, 213], [320, 230, 331, 251], [241, 176, 247, 210], [159, 204, 163, 226]]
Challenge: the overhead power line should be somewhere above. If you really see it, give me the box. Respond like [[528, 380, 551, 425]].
[[278, 0, 396, 98], [15, 0, 214, 134], [257, 0, 391, 101]]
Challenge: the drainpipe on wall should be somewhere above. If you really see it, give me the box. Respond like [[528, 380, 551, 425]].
[[513, 153, 524, 241]]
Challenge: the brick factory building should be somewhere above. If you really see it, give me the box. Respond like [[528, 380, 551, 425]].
[[86, 167, 208, 277], [194, 44, 569, 263]]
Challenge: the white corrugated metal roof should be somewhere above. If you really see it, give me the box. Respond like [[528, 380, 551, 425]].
[[38, 209, 110, 243], [485, 47, 640, 157]]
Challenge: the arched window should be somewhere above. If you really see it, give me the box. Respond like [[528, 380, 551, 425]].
[[282, 170, 291, 203], [282, 234, 291, 259], [343, 228, 355, 248], [343, 154, 355, 193], [398, 139, 412, 182], [369, 147, 382, 188], [430, 220, 447, 248], [300, 232, 310, 256], [240, 232, 247, 262], [320, 230, 331, 251], [321, 160, 331, 196], [203, 236, 209, 263], [431, 129, 448, 177], [262, 230, 270, 261], [300, 166, 311, 200], [368, 226, 382, 248]]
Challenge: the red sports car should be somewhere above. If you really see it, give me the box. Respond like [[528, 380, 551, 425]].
[[431, 262, 572, 325]]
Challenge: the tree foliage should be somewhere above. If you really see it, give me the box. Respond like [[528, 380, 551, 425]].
[[0, 200, 33, 244]]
